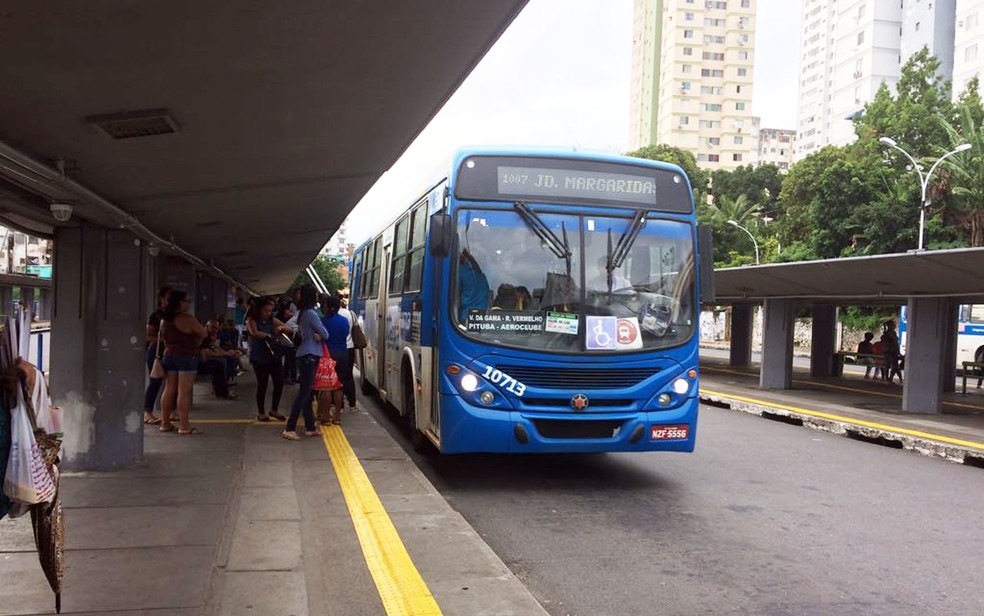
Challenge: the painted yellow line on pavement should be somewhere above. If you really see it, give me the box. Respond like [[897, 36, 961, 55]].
[[701, 387, 984, 452], [701, 366, 984, 411], [189, 419, 288, 426], [320, 425, 442, 616]]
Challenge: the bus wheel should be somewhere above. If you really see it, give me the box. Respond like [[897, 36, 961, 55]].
[[404, 372, 432, 455]]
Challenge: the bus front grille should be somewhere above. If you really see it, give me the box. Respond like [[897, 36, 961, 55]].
[[495, 365, 660, 389]]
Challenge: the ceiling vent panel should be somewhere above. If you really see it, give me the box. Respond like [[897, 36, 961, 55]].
[[87, 109, 180, 140]]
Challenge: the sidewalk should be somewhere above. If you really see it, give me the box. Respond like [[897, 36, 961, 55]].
[[2, 374, 546, 616], [700, 356, 984, 466]]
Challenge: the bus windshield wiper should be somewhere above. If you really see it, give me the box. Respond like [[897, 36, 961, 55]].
[[606, 209, 647, 295], [514, 202, 572, 275]]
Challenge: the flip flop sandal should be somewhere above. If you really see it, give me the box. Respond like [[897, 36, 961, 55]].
[[144, 416, 162, 425], [257, 415, 272, 422], [282, 431, 301, 441], [269, 412, 287, 421], [177, 427, 204, 436], [304, 429, 320, 436], [159, 424, 176, 433]]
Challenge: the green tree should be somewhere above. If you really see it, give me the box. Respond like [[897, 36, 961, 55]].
[[938, 82, 984, 245], [854, 47, 954, 155], [625, 143, 710, 203], [710, 164, 782, 216], [291, 254, 345, 294]]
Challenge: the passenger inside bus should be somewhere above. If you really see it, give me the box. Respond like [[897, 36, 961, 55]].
[[458, 249, 490, 320]]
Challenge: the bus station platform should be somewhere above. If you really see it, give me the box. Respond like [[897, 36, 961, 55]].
[[1, 375, 545, 616], [699, 353, 984, 467]]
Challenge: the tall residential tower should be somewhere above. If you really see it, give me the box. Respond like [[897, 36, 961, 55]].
[[628, 0, 757, 170]]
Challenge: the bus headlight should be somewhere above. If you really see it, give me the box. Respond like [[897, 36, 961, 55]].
[[672, 378, 690, 395], [461, 373, 479, 392], [480, 391, 496, 406], [658, 393, 672, 407]]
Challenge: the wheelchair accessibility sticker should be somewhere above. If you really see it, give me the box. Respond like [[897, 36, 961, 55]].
[[586, 316, 643, 351]]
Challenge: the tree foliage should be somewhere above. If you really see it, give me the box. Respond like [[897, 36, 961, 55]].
[[626, 143, 710, 201], [291, 254, 345, 294]]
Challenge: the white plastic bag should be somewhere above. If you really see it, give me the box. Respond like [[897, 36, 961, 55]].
[[3, 385, 55, 507], [32, 372, 62, 436]]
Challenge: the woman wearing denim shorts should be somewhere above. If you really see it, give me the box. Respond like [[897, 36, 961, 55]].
[[160, 290, 207, 435]]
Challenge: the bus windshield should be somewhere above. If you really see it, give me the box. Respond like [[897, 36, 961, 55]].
[[453, 207, 695, 353]]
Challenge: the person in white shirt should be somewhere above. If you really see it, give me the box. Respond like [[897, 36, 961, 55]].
[[336, 295, 358, 412]]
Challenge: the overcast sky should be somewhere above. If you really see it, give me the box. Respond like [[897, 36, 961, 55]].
[[344, 0, 803, 245]]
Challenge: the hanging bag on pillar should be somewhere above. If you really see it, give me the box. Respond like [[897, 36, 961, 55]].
[[3, 384, 55, 510], [150, 321, 166, 379]]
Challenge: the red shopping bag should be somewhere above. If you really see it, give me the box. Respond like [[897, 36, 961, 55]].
[[313, 343, 341, 391]]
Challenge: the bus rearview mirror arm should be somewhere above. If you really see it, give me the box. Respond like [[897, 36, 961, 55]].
[[699, 225, 715, 305]]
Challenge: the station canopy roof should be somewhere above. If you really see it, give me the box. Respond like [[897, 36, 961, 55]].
[[713, 247, 984, 304], [0, 1, 527, 295]]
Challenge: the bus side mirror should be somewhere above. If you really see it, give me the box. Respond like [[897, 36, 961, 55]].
[[429, 211, 452, 257], [698, 225, 715, 304]]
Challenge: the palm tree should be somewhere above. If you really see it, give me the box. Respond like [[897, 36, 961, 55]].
[[706, 194, 763, 228], [938, 104, 984, 245]]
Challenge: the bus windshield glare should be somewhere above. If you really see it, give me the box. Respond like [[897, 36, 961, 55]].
[[453, 207, 695, 353]]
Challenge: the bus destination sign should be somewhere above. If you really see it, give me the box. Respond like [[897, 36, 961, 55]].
[[497, 166, 657, 206]]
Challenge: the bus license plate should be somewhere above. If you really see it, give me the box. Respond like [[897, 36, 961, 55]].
[[650, 424, 689, 441]]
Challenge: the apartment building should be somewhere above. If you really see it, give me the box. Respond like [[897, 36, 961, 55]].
[[757, 127, 797, 171], [953, 0, 984, 98], [628, 0, 757, 170], [796, 0, 964, 160], [796, 0, 904, 159]]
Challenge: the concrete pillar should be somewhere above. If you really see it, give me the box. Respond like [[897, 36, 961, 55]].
[[902, 297, 948, 414], [942, 300, 958, 393], [810, 304, 838, 377], [52, 225, 148, 470], [760, 299, 795, 390], [38, 287, 52, 321], [729, 303, 754, 367]]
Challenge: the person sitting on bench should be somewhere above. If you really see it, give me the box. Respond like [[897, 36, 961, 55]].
[[857, 332, 875, 379]]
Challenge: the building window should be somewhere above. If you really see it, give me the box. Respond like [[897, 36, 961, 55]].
[[701, 69, 725, 77], [738, 50, 748, 60], [736, 84, 743, 93], [697, 153, 708, 162], [915, 21, 920, 32], [737, 68, 747, 76], [684, 29, 694, 38], [736, 102, 746, 110], [741, 0, 750, 6], [681, 81, 692, 90], [704, 18, 726, 27], [682, 64, 693, 73], [683, 47, 693, 56], [857, 31, 864, 45], [734, 135, 743, 144], [967, 44, 979, 62], [703, 52, 725, 60], [733, 154, 743, 162], [968, 13, 979, 29], [700, 103, 723, 111], [708, 154, 721, 162], [685, 12, 695, 21], [680, 116, 690, 125]]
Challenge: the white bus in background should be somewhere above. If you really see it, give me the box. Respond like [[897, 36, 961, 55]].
[[900, 304, 984, 365]]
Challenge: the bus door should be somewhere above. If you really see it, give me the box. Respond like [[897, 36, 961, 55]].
[[376, 244, 391, 398]]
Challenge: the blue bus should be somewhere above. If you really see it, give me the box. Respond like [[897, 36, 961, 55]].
[[349, 148, 713, 454]]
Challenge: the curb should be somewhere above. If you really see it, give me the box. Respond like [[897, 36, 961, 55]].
[[699, 390, 984, 468]]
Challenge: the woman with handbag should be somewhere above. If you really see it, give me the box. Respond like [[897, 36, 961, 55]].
[[282, 284, 331, 441], [246, 298, 291, 422], [160, 290, 207, 435], [142, 286, 171, 425]]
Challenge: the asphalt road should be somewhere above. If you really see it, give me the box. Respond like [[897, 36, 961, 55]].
[[365, 399, 984, 616]]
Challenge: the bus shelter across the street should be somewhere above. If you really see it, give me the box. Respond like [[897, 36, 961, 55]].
[[710, 247, 984, 415]]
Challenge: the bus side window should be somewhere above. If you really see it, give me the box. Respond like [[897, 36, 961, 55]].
[[971, 305, 984, 324]]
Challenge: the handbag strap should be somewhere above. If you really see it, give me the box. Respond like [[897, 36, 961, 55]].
[[156, 317, 165, 359]]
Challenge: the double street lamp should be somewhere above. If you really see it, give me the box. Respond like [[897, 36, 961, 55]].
[[878, 137, 972, 251], [727, 219, 759, 265]]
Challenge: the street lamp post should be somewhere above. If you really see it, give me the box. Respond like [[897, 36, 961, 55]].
[[878, 137, 972, 251], [727, 219, 759, 265]]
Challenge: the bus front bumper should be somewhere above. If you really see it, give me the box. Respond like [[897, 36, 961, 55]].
[[438, 394, 699, 454]]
